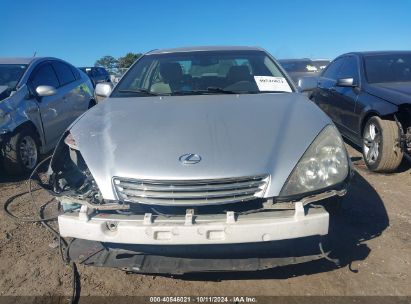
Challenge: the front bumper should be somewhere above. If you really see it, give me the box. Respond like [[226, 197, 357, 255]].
[[68, 235, 330, 274], [58, 202, 329, 245]]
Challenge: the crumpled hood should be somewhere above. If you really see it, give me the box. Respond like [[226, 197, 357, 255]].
[[70, 93, 332, 200], [367, 82, 411, 105]]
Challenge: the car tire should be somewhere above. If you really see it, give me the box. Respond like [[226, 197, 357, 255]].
[[362, 116, 403, 172], [1, 128, 40, 176]]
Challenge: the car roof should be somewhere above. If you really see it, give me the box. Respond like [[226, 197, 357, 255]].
[[80, 66, 102, 69], [0, 57, 38, 65], [342, 50, 411, 57], [147, 46, 265, 55], [278, 58, 312, 62], [0, 57, 66, 65]]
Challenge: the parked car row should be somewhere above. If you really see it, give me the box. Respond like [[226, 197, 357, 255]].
[[298, 51, 411, 172]]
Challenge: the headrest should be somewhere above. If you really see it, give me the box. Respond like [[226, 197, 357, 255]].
[[160, 62, 183, 82], [227, 65, 251, 83]]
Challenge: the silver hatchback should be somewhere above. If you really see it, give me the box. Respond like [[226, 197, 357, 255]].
[[0, 57, 94, 175]]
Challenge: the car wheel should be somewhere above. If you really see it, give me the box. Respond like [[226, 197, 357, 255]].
[[2, 128, 40, 175], [362, 116, 403, 172]]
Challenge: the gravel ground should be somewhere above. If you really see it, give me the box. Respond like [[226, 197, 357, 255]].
[[0, 144, 410, 299]]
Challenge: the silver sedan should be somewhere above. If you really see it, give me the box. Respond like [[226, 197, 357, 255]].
[[47, 46, 351, 274]]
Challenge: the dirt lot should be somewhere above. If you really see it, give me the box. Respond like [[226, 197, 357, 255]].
[[0, 144, 410, 299]]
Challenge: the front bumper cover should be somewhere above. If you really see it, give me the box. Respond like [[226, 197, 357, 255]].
[[58, 202, 329, 245]]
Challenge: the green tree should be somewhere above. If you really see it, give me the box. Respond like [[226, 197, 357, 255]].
[[94, 55, 118, 73], [118, 53, 142, 69]]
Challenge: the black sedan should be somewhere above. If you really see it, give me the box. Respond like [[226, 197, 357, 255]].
[[302, 51, 411, 172]]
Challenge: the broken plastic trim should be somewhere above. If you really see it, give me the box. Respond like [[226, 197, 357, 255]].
[[55, 187, 346, 214], [67, 236, 334, 274], [47, 132, 104, 206], [58, 195, 130, 211]]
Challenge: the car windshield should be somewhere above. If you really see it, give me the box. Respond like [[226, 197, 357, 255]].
[[364, 54, 411, 83], [279, 60, 318, 73], [0, 64, 27, 91], [112, 50, 293, 97]]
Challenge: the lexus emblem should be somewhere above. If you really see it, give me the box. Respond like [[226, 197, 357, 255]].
[[179, 153, 202, 165]]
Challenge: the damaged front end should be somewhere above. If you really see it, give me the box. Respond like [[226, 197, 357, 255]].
[[42, 132, 349, 274], [47, 132, 129, 212]]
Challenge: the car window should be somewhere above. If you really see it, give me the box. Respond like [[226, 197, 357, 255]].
[[364, 53, 411, 83], [280, 60, 317, 73], [113, 50, 293, 97], [52, 61, 76, 86], [337, 56, 359, 81], [92, 68, 100, 77], [99, 68, 108, 76], [322, 58, 344, 80], [71, 66, 81, 80], [31, 63, 60, 89], [0, 64, 27, 91]]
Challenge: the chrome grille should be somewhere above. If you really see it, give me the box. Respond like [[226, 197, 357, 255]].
[[113, 175, 269, 206]]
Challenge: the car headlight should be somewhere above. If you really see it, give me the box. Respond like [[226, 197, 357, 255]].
[[280, 124, 349, 197]]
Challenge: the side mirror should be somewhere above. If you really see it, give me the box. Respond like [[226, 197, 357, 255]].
[[35, 85, 57, 97], [336, 78, 356, 87], [95, 82, 113, 102], [297, 76, 318, 92]]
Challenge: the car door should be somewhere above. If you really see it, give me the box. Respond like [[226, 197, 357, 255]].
[[330, 55, 361, 139], [51, 61, 89, 123], [313, 57, 345, 122], [29, 62, 68, 149]]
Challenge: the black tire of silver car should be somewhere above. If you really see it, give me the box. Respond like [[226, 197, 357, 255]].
[[2, 128, 40, 175], [362, 116, 403, 172]]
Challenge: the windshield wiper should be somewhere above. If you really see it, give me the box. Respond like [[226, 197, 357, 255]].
[[118, 89, 163, 96], [171, 87, 243, 96], [206, 87, 239, 94]]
